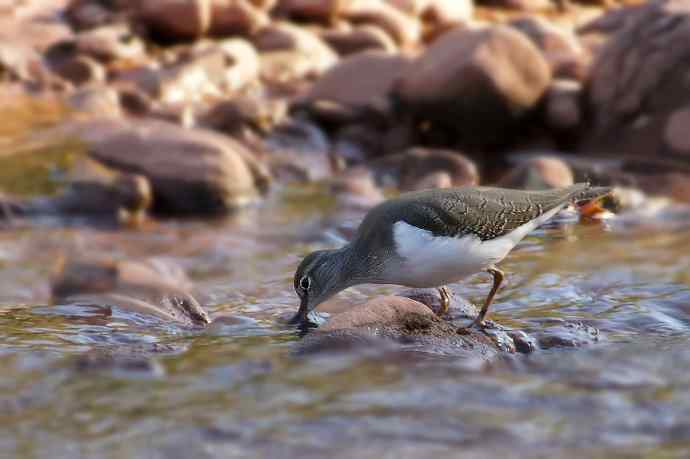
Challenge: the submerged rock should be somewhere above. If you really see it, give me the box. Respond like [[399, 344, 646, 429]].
[[52, 257, 210, 327]]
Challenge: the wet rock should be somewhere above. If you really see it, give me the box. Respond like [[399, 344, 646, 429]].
[[399, 287, 478, 318], [394, 25, 552, 149], [73, 118, 270, 215], [344, 0, 421, 48], [52, 257, 210, 327], [320, 25, 397, 56], [200, 94, 288, 136], [583, 0, 690, 160], [73, 348, 168, 378], [530, 321, 601, 349], [259, 24, 338, 82], [65, 0, 121, 30], [544, 79, 582, 133], [264, 118, 332, 181], [298, 50, 411, 123], [509, 16, 589, 81], [497, 155, 574, 190], [0, 42, 47, 85], [296, 295, 507, 358], [370, 147, 479, 191]]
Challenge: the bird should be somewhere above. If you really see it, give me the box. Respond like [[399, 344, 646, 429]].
[[291, 183, 611, 329]]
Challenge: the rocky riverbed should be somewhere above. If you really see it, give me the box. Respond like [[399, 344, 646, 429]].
[[1, 0, 690, 458]]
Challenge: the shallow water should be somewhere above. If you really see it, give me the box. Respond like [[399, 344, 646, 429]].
[[1, 183, 689, 459]]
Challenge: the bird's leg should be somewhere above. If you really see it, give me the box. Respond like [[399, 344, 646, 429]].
[[464, 267, 504, 330], [437, 286, 451, 315]]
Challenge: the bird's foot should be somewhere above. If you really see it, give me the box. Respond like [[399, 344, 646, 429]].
[[437, 286, 451, 316]]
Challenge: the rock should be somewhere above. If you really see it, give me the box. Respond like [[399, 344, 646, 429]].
[[399, 287, 478, 318], [544, 79, 582, 132], [52, 257, 210, 327], [73, 24, 145, 62], [200, 94, 288, 136], [49, 54, 106, 86], [332, 124, 384, 161], [258, 24, 338, 82], [0, 42, 45, 84], [394, 25, 552, 149], [209, 0, 269, 37], [370, 147, 479, 191], [583, 0, 690, 160], [509, 16, 589, 80], [137, 0, 213, 41], [530, 321, 601, 349], [328, 168, 385, 210], [296, 295, 513, 359], [344, 0, 421, 48], [264, 118, 332, 181], [299, 50, 411, 122], [67, 86, 123, 118], [497, 155, 574, 190], [72, 119, 270, 214], [65, 0, 119, 30], [279, 0, 352, 21], [73, 349, 166, 378], [321, 25, 397, 55]]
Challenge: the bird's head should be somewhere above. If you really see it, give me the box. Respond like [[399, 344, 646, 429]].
[[290, 248, 351, 325]]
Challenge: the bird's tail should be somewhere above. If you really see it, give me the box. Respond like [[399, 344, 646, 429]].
[[566, 182, 612, 204]]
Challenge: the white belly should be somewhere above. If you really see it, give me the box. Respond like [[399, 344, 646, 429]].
[[388, 204, 565, 287]]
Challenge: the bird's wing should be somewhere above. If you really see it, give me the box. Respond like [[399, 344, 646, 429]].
[[397, 184, 609, 241]]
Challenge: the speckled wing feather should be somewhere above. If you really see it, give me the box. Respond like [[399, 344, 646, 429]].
[[360, 183, 610, 243]]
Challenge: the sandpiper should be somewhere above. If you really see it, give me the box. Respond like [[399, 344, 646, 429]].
[[291, 183, 611, 329]]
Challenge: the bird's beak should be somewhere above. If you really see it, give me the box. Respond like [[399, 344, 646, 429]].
[[289, 295, 310, 325]]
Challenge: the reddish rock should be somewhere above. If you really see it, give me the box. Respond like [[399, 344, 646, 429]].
[[49, 54, 106, 86], [300, 50, 411, 121], [209, 0, 269, 37], [371, 147, 479, 191], [344, 0, 421, 48], [74, 24, 145, 62], [72, 119, 271, 214], [67, 86, 122, 118], [395, 25, 551, 148], [320, 295, 435, 331], [497, 155, 574, 190], [509, 16, 589, 81], [279, 0, 352, 21], [138, 0, 213, 41], [583, 0, 690, 160], [320, 24, 397, 55], [264, 118, 333, 181]]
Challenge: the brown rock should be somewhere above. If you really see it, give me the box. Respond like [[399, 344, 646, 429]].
[[665, 108, 690, 154], [545, 79, 582, 132], [73, 119, 270, 214], [344, 0, 421, 48], [321, 24, 397, 55], [370, 147, 479, 191], [258, 23, 338, 82], [52, 257, 210, 327], [395, 25, 552, 148], [138, 0, 213, 41], [279, 0, 352, 21], [497, 155, 574, 190], [300, 50, 411, 122], [264, 118, 332, 181], [67, 86, 122, 118], [584, 0, 690, 160], [509, 16, 589, 81], [50, 54, 106, 86], [209, 0, 269, 37], [328, 167, 385, 209], [74, 24, 145, 62], [320, 295, 435, 331]]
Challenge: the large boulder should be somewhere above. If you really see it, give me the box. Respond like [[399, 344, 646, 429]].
[[298, 50, 412, 122], [72, 119, 271, 215], [583, 0, 690, 161], [394, 25, 552, 149]]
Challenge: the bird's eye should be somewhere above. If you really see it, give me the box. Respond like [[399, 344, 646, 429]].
[[299, 276, 311, 291]]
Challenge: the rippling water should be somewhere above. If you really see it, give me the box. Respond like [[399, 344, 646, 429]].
[[1, 184, 689, 459]]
